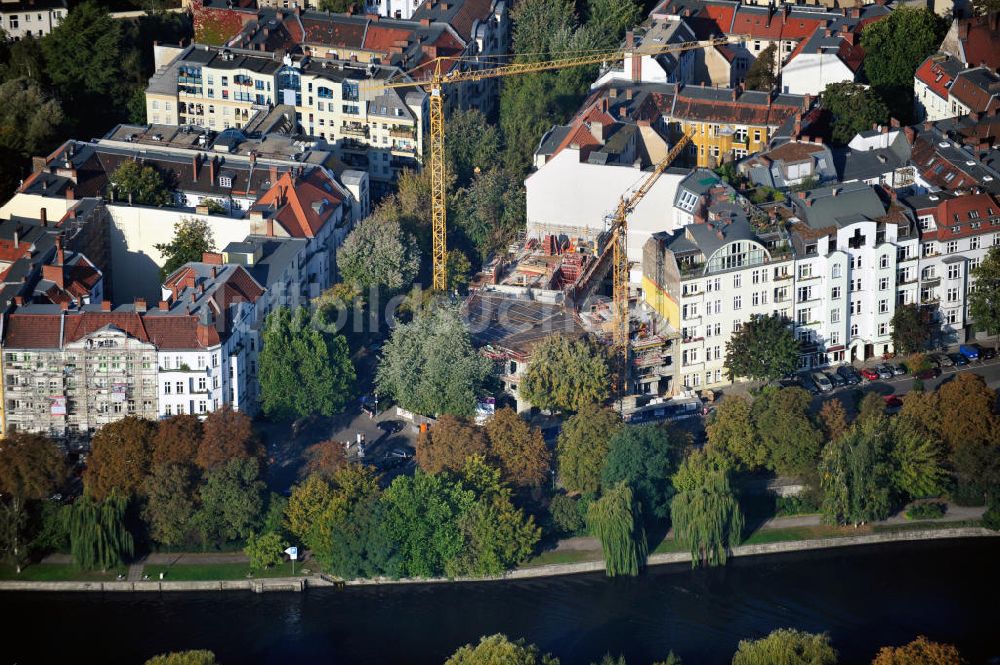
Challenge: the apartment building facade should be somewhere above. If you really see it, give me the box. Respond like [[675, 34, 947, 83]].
[[0, 0, 66, 39]]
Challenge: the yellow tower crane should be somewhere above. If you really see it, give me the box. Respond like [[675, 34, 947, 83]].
[[366, 34, 745, 292]]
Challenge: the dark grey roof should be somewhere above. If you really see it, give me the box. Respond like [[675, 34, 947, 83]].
[[792, 182, 887, 230]]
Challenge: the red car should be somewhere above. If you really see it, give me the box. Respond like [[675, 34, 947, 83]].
[[915, 367, 940, 380], [860, 367, 880, 381], [883, 395, 903, 409]]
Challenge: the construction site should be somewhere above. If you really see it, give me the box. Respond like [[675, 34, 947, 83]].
[[463, 226, 680, 414]]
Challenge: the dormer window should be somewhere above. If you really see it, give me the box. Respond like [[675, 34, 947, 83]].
[[219, 176, 232, 188], [969, 209, 979, 219]]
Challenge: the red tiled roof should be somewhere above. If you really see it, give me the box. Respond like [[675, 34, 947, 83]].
[[949, 71, 1000, 114], [915, 57, 955, 100], [363, 24, 414, 52], [256, 170, 343, 238], [958, 12, 1000, 71], [934, 193, 1000, 241], [731, 7, 824, 41], [837, 38, 865, 73], [301, 17, 367, 49], [671, 94, 801, 127], [3, 311, 221, 350]]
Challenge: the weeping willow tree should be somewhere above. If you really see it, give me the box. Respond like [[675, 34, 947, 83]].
[[66, 492, 133, 571], [587, 482, 646, 577], [670, 450, 744, 568]]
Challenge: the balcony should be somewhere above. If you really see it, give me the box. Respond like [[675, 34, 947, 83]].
[[389, 126, 416, 138], [341, 124, 369, 138]]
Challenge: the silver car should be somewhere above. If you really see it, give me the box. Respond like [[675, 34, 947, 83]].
[[811, 371, 833, 392]]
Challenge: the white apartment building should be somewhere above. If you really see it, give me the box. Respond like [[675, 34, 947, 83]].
[[905, 191, 1000, 344], [0, 0, 66, 39], [784, 183, 919, 367], [146, 45, 426, 186]]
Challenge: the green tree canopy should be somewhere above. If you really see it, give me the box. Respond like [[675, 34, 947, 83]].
[[822, 81, 890, 146], [670, 450, 744, 567], [194, 457, 265, 545], [452, 167, 527, 261], [602, 424, 684, 519], [745, 43, 777, 91], [338, 213, 421, 295], [377, 304, 493, 417], [969, 246, 1000, 350], [66, 492, 133, 571], [706, 395, 765, 470], [819, 417, 895, 526], [154, 218, 214, 277], [556, 403, 621, 495], [258, 306, 356, 420], [448, 457, 541, 577], [751, 387, 823, 476], [819, 399, 850, 443], [724, 314, 799, 382], [521, 335, 611, 413], [587, 481, 647, 578], [380, 470, 474, 578], [41, 1, 125, 104], [731, 629, 838, 665], [111, 160, 173, 207], [861, 7, 948, 121], [445, 634, 560, 665], [245, 531, 289, 570], [445, 109, 502, 186], [0, 77, 63, 158], [143, 463, 197, 548], [889, 416, 947, 500], [890, 304, 931, 355]]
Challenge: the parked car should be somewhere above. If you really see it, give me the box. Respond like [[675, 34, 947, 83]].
[[958, 344, 980, 362], [812, 371, 833, 392], [983, 347, 997, 361], [837, 365, 862, 385], [827, 371, 846, 388], [860, 367, 880, 381], [798, 373, 820, 395], [915, 367, 940, 380], [892, 363, 907, 376], [389, 447, 414, 459], [876, 364, 894, 379], [949, 352, 969, 367]]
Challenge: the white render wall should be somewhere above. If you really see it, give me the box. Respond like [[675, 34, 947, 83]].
[[781, 53, 855, 96], [106, 204, 253, 302], [526, 148, 686, 264], [913, 79, 952, 122]]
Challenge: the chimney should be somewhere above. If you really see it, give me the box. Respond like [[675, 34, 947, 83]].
[[193, 153, 200, 179], [619, 106, 627, 119], [55, 236, 64, 266], [626, 88, 634, 100], [732, 85, 740, 101], [43, 264, 64, 288], [13, 296, 23, 307], [40, 208, 47, 227], [420, 17, 430, 26], [101, 300, 111, 311], [890, 117, 900, 128], [209, 156, 217, 184], [625, 30, 634, 49], [13, 229, 19, 248], [202, 251, 223, 264], [211, 266, 219, 279], [134, 298, 147, 313], [59, 300, 70, 311], [825, 28, 832, 37], [269, 164, 277, 184], [159, 300, 169, 310], [66, 186, 75, 201], [805, 199, 813, 207], [794, 113, 802, 137], [190, 292, 197, 303]]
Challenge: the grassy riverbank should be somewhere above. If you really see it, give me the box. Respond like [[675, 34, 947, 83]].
[[1, 519, 989, 583]]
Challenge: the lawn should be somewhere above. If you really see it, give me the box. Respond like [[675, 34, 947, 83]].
[[651, 537, 688, 554], [521, 549, 601, 568], [0, 564, 118, 581], [141, 561, 304, 581]]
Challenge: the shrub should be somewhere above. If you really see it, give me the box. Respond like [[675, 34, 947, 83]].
[[547, 493, 587, 537], [950, 482, 986, 507], [905, 501, 946, 520], [775, 494, 820, 517]]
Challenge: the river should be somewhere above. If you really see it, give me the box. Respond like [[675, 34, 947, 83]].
[[4, 539, 996, 665]]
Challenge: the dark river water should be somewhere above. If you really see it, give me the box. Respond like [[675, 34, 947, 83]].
[[4, 539, 996, 665]]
